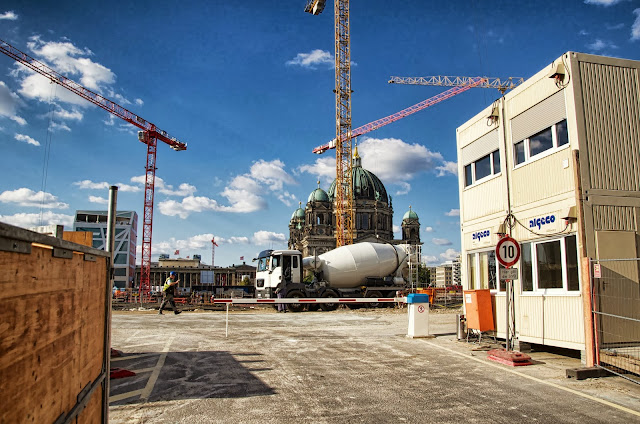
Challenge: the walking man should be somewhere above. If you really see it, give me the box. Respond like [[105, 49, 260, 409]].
[[159, 271, 182, 315]]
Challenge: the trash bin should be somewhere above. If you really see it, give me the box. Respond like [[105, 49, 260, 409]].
[[406, 293, 431, 338]]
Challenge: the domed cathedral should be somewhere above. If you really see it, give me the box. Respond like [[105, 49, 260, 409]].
[[289, 148, 421, 257]]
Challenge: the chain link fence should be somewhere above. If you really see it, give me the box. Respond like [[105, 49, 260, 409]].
[[591, 258, 640, 384]]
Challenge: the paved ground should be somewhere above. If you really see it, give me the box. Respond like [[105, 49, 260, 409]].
[[109, 306, 640, 423]]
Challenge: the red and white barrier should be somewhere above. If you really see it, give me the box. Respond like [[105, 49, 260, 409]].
[[212, 297, 404, 304]]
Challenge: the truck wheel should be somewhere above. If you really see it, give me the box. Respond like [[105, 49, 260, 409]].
[[320, 290, 339, 311], [286, 290, 306, 313], [367, 291, 383, 308]]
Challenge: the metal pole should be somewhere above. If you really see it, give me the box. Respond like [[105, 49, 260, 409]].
[[106, 186, 118, 284], [225, 303, 229, 337]]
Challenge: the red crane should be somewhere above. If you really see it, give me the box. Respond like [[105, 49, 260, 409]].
[[211, 237, 219, 267], [312, 77, 486, 154], [0, 39, 187, 300]]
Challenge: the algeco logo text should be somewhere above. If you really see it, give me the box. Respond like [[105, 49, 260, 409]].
[[529, 215, 556, 230], [472, 230, 490, 241]]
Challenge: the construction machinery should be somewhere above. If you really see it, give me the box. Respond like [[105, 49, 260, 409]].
[[312, 77, 486, 154], [388, 75, 524, 95], [0, 39, 187, 300], [255, 242, 413, 312], [305, 0, 354, 247]]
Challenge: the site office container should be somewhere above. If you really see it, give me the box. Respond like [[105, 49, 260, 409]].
[[457, 52, 640, 356], [0, 222, 111, 423]]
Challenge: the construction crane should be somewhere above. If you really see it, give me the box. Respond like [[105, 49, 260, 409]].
[[305, 0, 354, 247], [312, 77, 487, 154], [211, 237, 219, 267], [388, 75, 524, 94], [0, 39, 187, 300]]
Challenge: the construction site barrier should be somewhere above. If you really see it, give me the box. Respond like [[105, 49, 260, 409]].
[[211, 297, 403, 304]]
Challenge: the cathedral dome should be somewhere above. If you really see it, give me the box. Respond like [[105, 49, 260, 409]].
[[308, 187, 330, 203], [403, 207, 419, 221], [328, 149, 388, 204], [290, 207, 305, 222]]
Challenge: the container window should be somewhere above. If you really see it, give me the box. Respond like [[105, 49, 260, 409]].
[[556, 119, 569, 146], [492, 150, 500, 174], [565, 235, 579, 291], [529, 127, 554, 158], [464, 149, 500, 187], [464, 164, 473, 187], [475, 154, 492, 181], [521, 243, 533, 291]]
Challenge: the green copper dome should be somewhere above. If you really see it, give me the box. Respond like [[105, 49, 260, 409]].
[[290, 206, 305, 222], [403, 207, 419, 221], [308, 187, 330, 203], [328, 150, 388, 204]]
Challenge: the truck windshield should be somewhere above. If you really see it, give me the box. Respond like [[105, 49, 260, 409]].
[[257, 257, 270, 272]]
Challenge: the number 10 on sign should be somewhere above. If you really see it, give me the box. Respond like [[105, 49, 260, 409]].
[[496, 236, 521, 268]]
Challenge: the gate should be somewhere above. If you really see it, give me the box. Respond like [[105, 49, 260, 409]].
[[591, 258, 640, 384]]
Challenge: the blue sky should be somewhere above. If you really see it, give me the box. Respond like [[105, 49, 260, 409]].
[[1, 0, 639, 267]]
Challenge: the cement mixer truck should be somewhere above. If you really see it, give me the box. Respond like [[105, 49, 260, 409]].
[[254, 242, 413, 312]]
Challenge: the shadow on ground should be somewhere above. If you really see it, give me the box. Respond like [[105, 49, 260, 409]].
[[109, 351, 275, 406]]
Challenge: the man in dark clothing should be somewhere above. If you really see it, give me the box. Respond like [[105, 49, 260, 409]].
[[159, 271, 182, 315]]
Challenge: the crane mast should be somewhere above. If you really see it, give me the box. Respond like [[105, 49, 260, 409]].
[[211, 237, 219, 267], [0, 39, 187, 300], [306, 0, 354, 246], [388, 75, 524, 94]]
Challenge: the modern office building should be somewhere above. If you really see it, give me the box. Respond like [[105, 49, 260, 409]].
[[457, 51, 640, 368], [74, 210, 137, 289]]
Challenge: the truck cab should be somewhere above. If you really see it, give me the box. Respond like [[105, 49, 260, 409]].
[[255, 249, 303, 299]]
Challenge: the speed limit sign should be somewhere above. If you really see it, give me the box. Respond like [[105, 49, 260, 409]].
[[496, 236, 520, 267]]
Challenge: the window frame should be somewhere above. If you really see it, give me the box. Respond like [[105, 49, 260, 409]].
[[467, 249, 507, 293], [520, 234, 581, 295], [513, 119, 570, 168], [464, 149, 501, 188]]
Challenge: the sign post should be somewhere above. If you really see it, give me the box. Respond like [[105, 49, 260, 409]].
[[496, 236, 521, 351]]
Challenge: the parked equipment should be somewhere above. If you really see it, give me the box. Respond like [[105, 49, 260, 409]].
[[255, 242, 413, 312]]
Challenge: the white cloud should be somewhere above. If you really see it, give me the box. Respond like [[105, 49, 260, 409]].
[[358, 137, 446, 183], [633, 8, 640, 41], [445, 209, 460, 217], [135, 98, 144, 106], [74, 180, 109, 190], [158, 196, 224, 219], [286, 49, 333, 69], [0, 81, 25, 124], [422, 255, 439, 265], [278, 191, 297, 207], [440, 248, 460, 261], [88, 195, 108, 204], [586, 38, 618, 51], [252, 230, 286, 246], [584, 0, 626, 6], [579, 29, 589, 36], [250, 159, 296, 191], [73, 179, 140, 192], [0, 211, 74, 229], [0, 11, 18, 20], [10, 115, 26, 125], [436, 161, 458, 177], [297, 156, 336, 184], [0, 188, 68, 209], [424, 226, 434, 233], [14, 133, 40, 146], [51, 106, 83, 121], [395, 182, 411, 196], [393, 224, 401, 234], [432, 238, 452, 246], [606, 23, 625, 30], [130, 175, 196, 196], [50, 122, 70, 132]]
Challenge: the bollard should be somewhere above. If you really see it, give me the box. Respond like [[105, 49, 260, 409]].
[[406, 293, 433, 338], [456, 314, 467, 340]]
